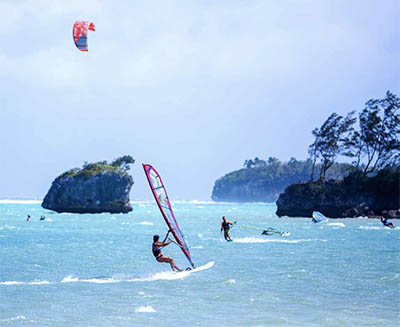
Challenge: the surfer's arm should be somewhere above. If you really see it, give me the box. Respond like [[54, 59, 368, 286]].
[[161, 240, 173, 247], [162, 230, 171, 242]]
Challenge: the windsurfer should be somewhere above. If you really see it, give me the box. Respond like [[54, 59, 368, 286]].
[[220, 216, 233, 241], [380, 217, 394, 228], [152, 231, 183, 271]]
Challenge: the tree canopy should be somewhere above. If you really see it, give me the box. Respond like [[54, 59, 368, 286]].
[[59, 155, 135, 178], [309, 91, 399, 179]]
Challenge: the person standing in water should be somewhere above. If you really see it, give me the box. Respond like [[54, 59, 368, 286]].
[[152, 231, 182, 271], [220, 216, 233, 241]]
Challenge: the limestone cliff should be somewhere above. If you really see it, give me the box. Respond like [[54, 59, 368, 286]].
[[276, 168, 399, 218], [42, 157, 134, 214]]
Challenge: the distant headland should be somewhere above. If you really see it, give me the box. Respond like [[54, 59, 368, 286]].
[[212, 91, 400, 218], [211, 158, 351, 203], [42, 155, 135, 214]]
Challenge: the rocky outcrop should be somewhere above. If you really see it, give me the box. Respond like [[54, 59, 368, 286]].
[[276, 168, 400, 218], [211, 160, 352, 203], [42, 172, 133, 214]]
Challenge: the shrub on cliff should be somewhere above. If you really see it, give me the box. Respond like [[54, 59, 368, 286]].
[[58, 156, 135, 179]]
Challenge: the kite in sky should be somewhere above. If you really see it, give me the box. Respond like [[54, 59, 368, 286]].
[[73, 20, 95, 52]]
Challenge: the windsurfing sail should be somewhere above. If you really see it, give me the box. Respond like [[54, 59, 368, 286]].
[[143, 164, 194, 268], [312, 211, 328, 223]]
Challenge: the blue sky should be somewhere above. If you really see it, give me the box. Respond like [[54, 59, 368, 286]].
[[0, 0, 399, 200]]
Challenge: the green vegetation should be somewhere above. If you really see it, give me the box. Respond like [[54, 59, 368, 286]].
[[58, 155, 135, 179], [212, 158, 351, 202], [213, 91, 399, 203], [309, 91, 399, 179]]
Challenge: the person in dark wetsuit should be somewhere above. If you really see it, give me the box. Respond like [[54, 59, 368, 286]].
[[381, 217, 394, 228], [220, 216, 233, 241], [152, 231, 182, 271]]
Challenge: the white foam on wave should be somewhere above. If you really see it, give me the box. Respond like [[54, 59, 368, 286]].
[[30, 280, 51, 285], [227, 279, 236, 284], [136, 221, 154, 226], [0, 225, 17, 230], [0, 199, 41, 204], [61, 275, 79, 283], [0, 315, 26, 322], [0, 280, 51, 285], [61, 275, 120, 284], [81, 278, 120, 284], [133, 261, 214, 282], [0, 281, 24, 285], [191, 245, 203, 249], [328, 222, 346, 227], [132, 271, 192, 281], [135, 306, 156, 313], [233, 237, 313, 244]]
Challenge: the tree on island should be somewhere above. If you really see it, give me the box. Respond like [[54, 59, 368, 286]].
[[308, 91, 399, 180], [60, 155, 135, 178], [356, 91, 399, 175], [111, 155, 135, 171], [243, 157, 266, 168], [308, 112, 356, 180]]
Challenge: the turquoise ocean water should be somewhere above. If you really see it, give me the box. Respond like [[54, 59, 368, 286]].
[[0, 200, 399, 326]]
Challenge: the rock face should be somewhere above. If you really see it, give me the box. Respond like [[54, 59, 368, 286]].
[[211, 161, 352, 203], [276, 169, 400, 218], [42, 172, 133, 214]]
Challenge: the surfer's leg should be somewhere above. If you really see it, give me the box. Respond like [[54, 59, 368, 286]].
[[157, 256, 181, 271], [172, 260, 182, 272], [224, 230, 229, 241], [156, 255, 173, 269]]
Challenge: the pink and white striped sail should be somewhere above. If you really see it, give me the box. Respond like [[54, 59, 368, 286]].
[[143, 164, 194, 268]]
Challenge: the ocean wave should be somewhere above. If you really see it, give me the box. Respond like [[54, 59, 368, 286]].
[[132, 270, 192, 281], [359, 226, 399, 230], [0, 315, 26, 322], [136, 221, 154, 226], [0, 280, 51, 286], [61, 275, 79, 283], [0, 199, 41, 204], [359, 226, 383, 230], [0, 225, 17, 230], [233, 237, 314, 244], [61, 275, 119, 284], [327, 222, 346, 227], [135, 306, 156, 313]]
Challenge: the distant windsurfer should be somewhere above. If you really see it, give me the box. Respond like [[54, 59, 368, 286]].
[[220, 216, 233, 241], [152, 231, 183, 272], [26, 215, 30, 221], [380, 217, 394, 228]]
